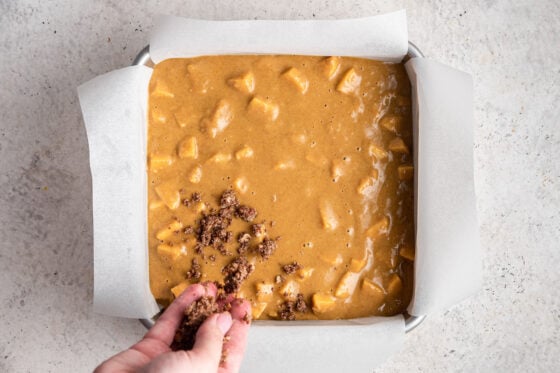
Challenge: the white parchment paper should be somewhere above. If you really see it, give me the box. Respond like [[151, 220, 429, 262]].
[[244, 316, 404, 372], [78, 66, 160, 318], [150, 12, 408, 63], [78, 10, 481, 372], [405, 58, 482, 316]]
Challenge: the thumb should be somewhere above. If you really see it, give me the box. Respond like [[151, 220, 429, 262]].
[[188, 312, 233, 371]]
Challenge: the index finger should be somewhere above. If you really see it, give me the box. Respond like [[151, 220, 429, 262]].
[[218, 298, 252, 373], [144, 282, 218, 346]]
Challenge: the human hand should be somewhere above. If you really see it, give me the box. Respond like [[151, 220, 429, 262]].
[[94, 282, 251, 373]]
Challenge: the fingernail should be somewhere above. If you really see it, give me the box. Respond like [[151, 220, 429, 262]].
[[216, 312, 233, 334]]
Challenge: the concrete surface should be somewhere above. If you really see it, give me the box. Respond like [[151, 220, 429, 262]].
[[1, 0, 559, 372]]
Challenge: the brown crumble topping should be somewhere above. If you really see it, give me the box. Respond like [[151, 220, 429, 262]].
[[295, 293, 308, 313], [256, 237, 278, 260], [171, 296, 219, 351], [194, 190, 276, 261], [222, 301, 232, 313], [237, 232, 251, 254], [235, 205, 258, 222], [220, 189, 239, 208], [168, 189, 284, 319], [198, 211, 231, 247], [282, 261, 301, 274], [275, 275, 284, 284], [251, 223, 266, 237], [194, 243, 204, 256], [222, 256, 255, 294], [194, 189, 257, 258], [238, 232, 251, 244], [217, 244, 231, 256], [185, 258, 202, 280], [216, 290, 227, 300], [278, 303, 296, 321], [278, 293, 308, 320]]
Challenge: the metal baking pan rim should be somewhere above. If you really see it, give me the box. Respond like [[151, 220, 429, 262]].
[[133, 42, 426, 333]]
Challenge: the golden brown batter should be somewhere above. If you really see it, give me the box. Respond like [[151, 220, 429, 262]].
[[147, 55, 414, 320]]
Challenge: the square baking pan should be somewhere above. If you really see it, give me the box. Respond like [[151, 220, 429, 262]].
[[134, 42, 426, 334]]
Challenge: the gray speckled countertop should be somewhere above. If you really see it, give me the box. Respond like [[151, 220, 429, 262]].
[[1, 1, 559, 372]]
